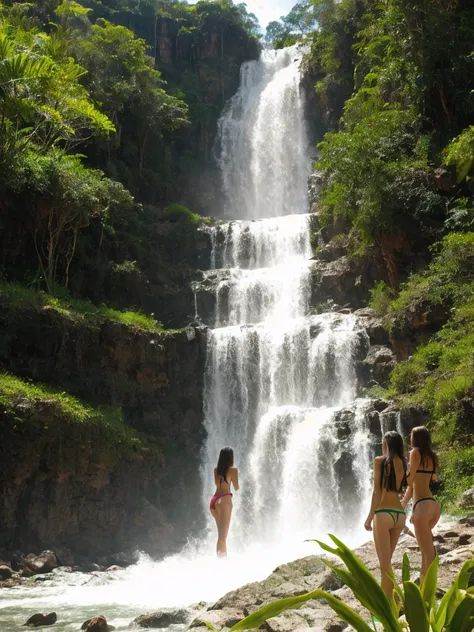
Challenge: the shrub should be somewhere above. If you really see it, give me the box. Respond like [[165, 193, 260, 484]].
[[369, 281, 395, 316], [0, 280, 164, 332], [0, 372, 156, 462], [163, 204, 201, 225]]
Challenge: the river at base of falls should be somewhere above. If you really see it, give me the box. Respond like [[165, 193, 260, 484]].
[[0, 516, 372, 632]]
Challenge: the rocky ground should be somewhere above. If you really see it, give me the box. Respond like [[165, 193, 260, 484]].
[[185, 515, 474, 632], [6, 516, 471, 630]]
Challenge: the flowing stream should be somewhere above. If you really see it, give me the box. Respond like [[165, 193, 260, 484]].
[[0, 46, 376, 631]]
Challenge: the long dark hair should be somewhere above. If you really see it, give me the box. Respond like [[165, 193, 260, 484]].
[[411, 426, 438, 471], [380, 431, 407, 492], [216, 447, 234, 483]]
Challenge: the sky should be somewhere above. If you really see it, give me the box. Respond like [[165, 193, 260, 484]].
[[188, 0, 296, 29]]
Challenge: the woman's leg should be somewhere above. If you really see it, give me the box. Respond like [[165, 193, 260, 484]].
[[413, 501, 440, 578], [216, 497, 233, 557], [374, 514, 397, 599], [390, 515, 406, 557], [210, 505, 218, 525]]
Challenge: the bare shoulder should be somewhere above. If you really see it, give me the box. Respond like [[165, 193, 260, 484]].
[[374, 456, 384, 463], [230, 466, 239, 473]]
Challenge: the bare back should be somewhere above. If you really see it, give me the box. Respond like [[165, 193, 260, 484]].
[[375, 456, 405, 510], [407, 448, 437, 502], [214, 466, 239, 494]]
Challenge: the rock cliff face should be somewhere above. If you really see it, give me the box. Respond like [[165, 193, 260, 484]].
[[0, 401, 174, 560], [154, 17, 260, 216], [0, 300, 207, 559]]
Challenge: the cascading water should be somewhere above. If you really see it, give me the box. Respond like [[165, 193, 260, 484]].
[[217, 48, 310, 220], [0, 46, 379, 632], [200, 46, 373, 557]]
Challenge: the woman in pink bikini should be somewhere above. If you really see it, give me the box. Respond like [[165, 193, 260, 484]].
[[210, 447, 239, 557]]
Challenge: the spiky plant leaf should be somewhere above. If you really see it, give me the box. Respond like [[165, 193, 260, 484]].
[[402, 553, 410, 583], [421, 554, 438, 612], [447, 594, 474, 632], [403, 581, 429, 632], [225, 589, 374, 632]]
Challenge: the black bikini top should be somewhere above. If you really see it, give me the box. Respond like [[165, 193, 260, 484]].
[[417, 466, 436, 475]]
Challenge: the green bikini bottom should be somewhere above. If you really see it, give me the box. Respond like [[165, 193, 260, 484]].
[[374, 508, 406, 526]]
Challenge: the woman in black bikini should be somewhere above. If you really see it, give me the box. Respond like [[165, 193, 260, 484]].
[[364, 431, 407, 599], [210, 447, 239, 557], [402, 426, 440, 579]]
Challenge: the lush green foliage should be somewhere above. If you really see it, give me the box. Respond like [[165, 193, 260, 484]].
[[94, 0, 261, 206], [209, 535, 474, 631], [0, 0, 236, 313], [264, 0, 319, 49], [368, 234, 474, 508], [0, 372, 154, 460], [298, 0, 474, 260], [0, 280, 165, 331]]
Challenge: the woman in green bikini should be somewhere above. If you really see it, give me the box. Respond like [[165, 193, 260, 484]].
[[402, 426, 440, 580], [364, 431, 407, 598]]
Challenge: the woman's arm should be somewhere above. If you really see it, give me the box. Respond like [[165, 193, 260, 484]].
[[232, 467, 239, 491], [406, 448, 421, 487], [401, 485, 413, 509], [365, 458, 382, 531]]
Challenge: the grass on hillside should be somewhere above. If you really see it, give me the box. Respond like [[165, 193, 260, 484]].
[[367, 233, 474, 510], [0, 280, 164, 332], [0, 372, 156, 459]]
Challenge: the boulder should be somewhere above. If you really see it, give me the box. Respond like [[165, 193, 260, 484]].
[[261, 606, 345, 632], [460, 488, 474, 508], [315, 237, 348, 263], [399, 405, 429, 433], [132, 609, 190, 628], [189, 608, 245, 630], [308, 172, 324, 212], [20, 565, 35, 578], [104, 550, 139, 568], [24, 550, 58, 574], [0, 565, 13, 580], [353, 308, 390, 346], [23, 612, 57, 627], [75, 563, 103, 573], [81, 615, 114, 631], [54, 546, 75, 567], [362, 345, 395, 386]]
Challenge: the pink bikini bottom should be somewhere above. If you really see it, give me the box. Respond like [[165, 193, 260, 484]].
[[210, 493, 233, 511]]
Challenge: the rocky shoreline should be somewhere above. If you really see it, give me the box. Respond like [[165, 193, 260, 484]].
[[3, 516, 472, 631]]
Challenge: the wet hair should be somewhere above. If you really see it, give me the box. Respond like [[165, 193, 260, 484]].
[[411, 426, 438, 471], [380, 431, 407, 492], [216, 447, 234, 483]]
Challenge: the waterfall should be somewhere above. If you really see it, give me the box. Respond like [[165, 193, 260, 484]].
[[199, 45, 374, 555], [216, 47, 311, 220]]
